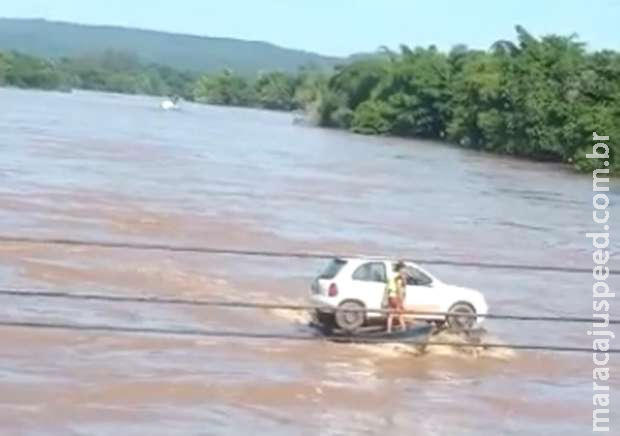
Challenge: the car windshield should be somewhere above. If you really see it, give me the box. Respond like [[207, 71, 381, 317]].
[[319, 258, 347, 279]]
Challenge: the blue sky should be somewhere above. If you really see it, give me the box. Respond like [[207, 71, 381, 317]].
[[2, 0, 618, 56]]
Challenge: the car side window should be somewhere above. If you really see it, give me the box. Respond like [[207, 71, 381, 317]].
[[405, 266, 433, 286], [352, 262, 387, 283]]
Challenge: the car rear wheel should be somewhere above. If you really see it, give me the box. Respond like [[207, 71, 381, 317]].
[[335, 300, 366, 333], [446, 303, 476, 331]]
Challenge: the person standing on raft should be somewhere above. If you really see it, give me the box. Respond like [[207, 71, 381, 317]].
[[385, 261, 408, 333]]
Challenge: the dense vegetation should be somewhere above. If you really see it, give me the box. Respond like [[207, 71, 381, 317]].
[[0, 18, 339, 74], [315, 27, 619, 173], [1, 25, 618, 173], [0, 50, 197, 99]]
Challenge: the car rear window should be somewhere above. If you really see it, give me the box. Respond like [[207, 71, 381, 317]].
[[319, 259, 347, 279], [352, 262, 387, 283]]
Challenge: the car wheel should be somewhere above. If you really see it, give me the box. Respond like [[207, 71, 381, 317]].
[[334, 301, 366, 333], [446, 302, 476, 331]]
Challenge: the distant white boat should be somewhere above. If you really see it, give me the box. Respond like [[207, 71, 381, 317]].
[[160, 97, 180, 111]]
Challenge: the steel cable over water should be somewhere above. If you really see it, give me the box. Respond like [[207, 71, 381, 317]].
[[0, 319, 616, 354], [1, 287, 618, 324], [0, 235, 612, 275], [1, 236, 616, 353], [1, 287, 618, 354]]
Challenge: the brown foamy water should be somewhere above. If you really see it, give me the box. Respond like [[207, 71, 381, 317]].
[[1, 88, 619, 435]]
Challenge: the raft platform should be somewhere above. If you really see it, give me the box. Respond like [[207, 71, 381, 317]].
[[310, 322, 435, 344]]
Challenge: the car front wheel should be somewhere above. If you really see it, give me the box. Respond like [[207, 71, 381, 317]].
[[446, 302, 476, 331]]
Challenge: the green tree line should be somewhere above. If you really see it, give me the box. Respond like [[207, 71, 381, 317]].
[[1, 26, 618, 173], [0, 50, 197, 99], [315, 26, 619, 173], [0, 49, 310, 109]]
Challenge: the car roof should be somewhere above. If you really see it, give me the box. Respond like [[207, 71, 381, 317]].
[[336, 256, 421, 267]]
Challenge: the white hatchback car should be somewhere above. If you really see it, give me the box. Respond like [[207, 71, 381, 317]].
[[309, 257, 488, 332]]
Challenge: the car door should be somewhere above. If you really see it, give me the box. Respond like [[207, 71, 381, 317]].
[[402, 263, 442, 318], [350, 261, 388, 311]]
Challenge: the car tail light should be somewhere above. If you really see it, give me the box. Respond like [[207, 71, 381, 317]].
[[328, 283, 338, 297]]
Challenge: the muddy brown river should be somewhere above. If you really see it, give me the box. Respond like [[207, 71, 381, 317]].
[[1, 88, 619, 435]]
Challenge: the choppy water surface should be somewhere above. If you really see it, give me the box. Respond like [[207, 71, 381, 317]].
[[1, 88, 619, 435]]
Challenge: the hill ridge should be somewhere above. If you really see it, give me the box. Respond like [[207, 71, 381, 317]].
[[0, 17, 342, 73]]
